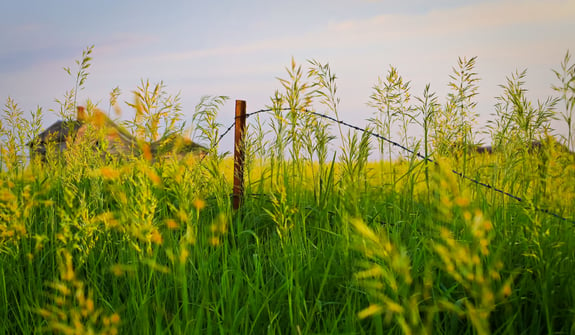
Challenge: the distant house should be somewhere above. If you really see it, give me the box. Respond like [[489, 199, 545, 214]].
[[28, 107, 208, 162], [28, 120, 84, 159]]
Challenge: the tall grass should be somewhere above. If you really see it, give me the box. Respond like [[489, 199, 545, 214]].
[[552, 50, 575, 151], [0, 49, 574, 334]]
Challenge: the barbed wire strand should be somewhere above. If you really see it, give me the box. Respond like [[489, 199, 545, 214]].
[[208, 107, 574, 224]]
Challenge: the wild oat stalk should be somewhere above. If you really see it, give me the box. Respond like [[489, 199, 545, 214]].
[[268, 90, 287, 164], [352, 218, 432, 335], [428, 160, 513, 335], [449, 57, 479, 145], [38, 250, 121, 335], [243, 112, 268, 185], [306, 60, 338, 206], [108, 86, 122, 116], [191, 95, 229, 188], [55, 45, 94, 120], [368, 66, 410, 161], [307, 59, 340, 143], [272, 58, 317, 209], [0, 98, 35, 171], [338, 128, 371, 215], [432, 57, 479, 161], [490, 69, 558, 147], [265, 89, 290, 196], [368, 66, 412, 188], [552, 50, 575, 150], [191, 95, 228, 154], [125, 80, 183, 142], [486, 69, 559, 195], [414, 84, 440, 198], [277, 57, 314, 162]]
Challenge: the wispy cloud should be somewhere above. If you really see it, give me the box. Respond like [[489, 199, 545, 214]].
[[138, 0, 574, 69], [2, 0, 573, 140], [329, 0, 575, 37]]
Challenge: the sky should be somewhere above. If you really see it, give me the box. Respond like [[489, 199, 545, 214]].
[[1, 0, 574, 153]]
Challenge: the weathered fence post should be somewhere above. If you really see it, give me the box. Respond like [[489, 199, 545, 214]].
[[233, 100, 247, 210]]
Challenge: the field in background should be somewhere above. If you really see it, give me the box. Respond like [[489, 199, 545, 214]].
[[0, 48, 574, 334]]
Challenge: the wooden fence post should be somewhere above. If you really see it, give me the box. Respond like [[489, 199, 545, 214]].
[[233, 100, 246, 210]]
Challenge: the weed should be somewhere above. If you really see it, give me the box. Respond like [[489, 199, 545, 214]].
[[0, 49, 574, 335]]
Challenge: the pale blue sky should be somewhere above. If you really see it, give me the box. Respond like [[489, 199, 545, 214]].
[[1, 0, 574, 150]]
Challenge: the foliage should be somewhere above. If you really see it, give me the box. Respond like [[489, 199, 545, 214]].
[[433, 56, 479, 156], [489, 69, 558, 148], [368, 66, 414, 160], [552, 50, 575, 150], [55, 45, 94, 120], [125, 79, 184, 142], [0, 50, 574, 335]]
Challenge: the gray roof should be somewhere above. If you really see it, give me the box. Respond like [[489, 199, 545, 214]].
[[28, 109, 208, 161], [30, 120, 83, 145]]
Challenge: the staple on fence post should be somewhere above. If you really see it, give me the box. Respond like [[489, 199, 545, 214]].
[[233, 100, 247, 211]]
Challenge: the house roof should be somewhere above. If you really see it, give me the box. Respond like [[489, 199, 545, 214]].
[[30, 120, 83, 145], [28, 107, 208, 161]]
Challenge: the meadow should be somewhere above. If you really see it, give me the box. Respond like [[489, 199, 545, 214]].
[[1, 48, 574, 334]]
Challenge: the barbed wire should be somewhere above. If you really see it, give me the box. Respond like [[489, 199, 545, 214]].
[[211, 107, 574, 224]]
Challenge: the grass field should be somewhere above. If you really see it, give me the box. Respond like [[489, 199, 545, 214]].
[[1, 49, 574, 334]]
